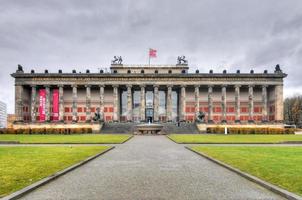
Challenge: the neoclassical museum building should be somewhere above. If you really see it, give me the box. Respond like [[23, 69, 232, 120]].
[[11, 59, 286, 127]]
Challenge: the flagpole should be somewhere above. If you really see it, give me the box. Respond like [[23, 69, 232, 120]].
[[148, 48, 150, 67]]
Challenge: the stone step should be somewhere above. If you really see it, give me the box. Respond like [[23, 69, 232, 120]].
[[101, 122, 137, 134], [161, 122, 200, 134]]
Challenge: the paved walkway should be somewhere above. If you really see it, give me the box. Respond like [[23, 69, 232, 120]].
[[20, 136, 284, 200]]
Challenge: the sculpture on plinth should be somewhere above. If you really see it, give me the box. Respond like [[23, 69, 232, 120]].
[[177, 56, 188, 65], [274, 64, 282, 73], [196, 111, 205, 123], [111, 56, 123, 64], [93, 108, 102, 122]]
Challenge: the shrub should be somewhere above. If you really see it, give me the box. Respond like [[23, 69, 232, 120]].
[[207, 127, 295, 135]]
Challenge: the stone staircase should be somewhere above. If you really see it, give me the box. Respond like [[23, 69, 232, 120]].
[[161, 122, 201, 134], [100, 122, 202, 134], [100, 122, 137, 134]]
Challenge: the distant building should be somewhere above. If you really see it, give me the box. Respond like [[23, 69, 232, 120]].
[[7, 114, 16, 128], [0, 101, 7, 128]]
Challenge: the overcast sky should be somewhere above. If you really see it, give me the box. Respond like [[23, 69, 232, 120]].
[[1, 0, 302, 113]]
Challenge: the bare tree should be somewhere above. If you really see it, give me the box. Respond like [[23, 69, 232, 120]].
[[284, 95, 302, 125]]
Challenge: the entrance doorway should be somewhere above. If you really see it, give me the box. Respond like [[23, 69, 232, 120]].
[[146, 108, 153, 123]]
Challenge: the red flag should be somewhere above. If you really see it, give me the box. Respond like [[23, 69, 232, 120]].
[[149, 48, 157, 58]]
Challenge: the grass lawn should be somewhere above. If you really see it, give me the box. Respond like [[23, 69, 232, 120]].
[[190, 146, 302, 196], [168, 134, 302, 144], [0, 146, 111, 197], [0, 134, 132, 144]]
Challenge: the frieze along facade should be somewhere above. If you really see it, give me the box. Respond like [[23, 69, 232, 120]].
[[11, 62, 287, 124]]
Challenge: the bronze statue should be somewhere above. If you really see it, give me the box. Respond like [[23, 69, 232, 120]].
[[177, 56, 188, 65], [274, 64, 282, 73], [112, 56, 123, 64], [93, 108, 102, 122], [196, 111, 205, 123]]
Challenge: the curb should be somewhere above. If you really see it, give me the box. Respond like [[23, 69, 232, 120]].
[[165, 136, 302, 145], [121, 135, 134, 144], [186, 147, 302, 200], [2, 146, 115, 200], [166, 135, 181, 144]]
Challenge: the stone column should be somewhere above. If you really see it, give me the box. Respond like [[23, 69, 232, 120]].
[[275, 84, 284, 123], [180, 85, 186, 121], [85, 85, 91, 122], [248, 85, 254, 123], [127, 85, 132, 122], [15, 85, 24, 123], [72, 85, 78, 122], [153, 85, 159, 122], [30, 85, 37, 123], [166, 85, 173, 122], [45, 85, 51, 122], [113, 85, 119, 122], [99, 85, 105, 122], [262, 85, 268, 122], [221, 85, 227, 123], [140, 85, 146, 122], [234, 85, 241, 123], [194, 85, 200, 121], [58, 85, 64, 122], [208, 85, 213, 123]]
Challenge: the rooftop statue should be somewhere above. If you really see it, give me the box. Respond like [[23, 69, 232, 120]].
[[112, 56, 123, 64], [274, 64, 282, 73], [177, 55, 188, 65]]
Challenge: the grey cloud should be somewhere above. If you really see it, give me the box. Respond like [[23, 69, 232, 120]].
[[1, 0, 302, 113]]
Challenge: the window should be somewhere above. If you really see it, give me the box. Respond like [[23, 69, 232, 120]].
[[109, 107, 114, 112], [141, 70, 144, 74], [241, 107, 248, 113], [155, 70, 158, 74], [168, 70, 172, 74], [127, 70, 131, 74], [227, 107, 234, 113], [182, 70, 186, 74]]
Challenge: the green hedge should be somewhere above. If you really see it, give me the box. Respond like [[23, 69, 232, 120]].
[[0, 128, 93, 135], [206, 127, 295, 134]]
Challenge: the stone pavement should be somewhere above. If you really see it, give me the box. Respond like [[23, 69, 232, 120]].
[[20, 136, 284, 200]]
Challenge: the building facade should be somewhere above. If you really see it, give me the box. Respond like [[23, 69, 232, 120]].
[[11, 62, 286, 125], [0, 101, 7, 128]]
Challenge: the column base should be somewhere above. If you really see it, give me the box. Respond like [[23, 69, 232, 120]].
[[248, 120, 255, 124], [85, 120, 91, 123], [235, 120, 241, 124], [261, 120, 268, 123], [207, 120, 214, 124], [72, 120, 78, 123], [221, 120, 227, 124]]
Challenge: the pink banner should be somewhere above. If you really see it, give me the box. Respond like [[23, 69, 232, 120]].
[[52, 89, 59, 121], [39, 89, 46, 121]]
